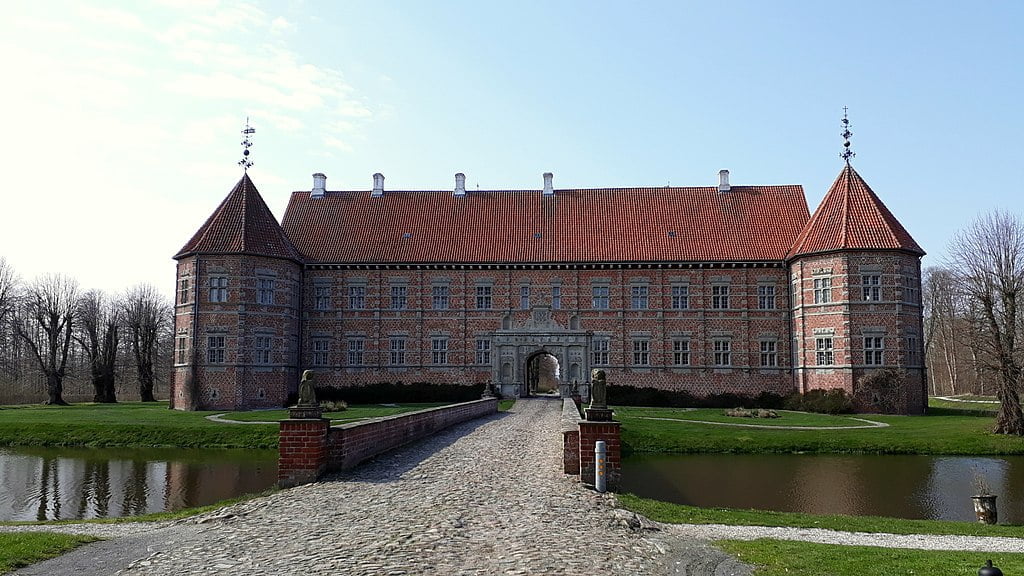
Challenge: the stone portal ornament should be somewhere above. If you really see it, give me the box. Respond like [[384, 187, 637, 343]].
[[298, 369, 317, 406]]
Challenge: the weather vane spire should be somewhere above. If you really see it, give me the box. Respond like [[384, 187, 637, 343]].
[[239, 117, 255, 172], [840, 106, 855, 165]]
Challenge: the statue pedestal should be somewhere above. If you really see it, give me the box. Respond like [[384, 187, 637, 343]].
[[584, 407, 613, 422], [289, 405, 323, 420]]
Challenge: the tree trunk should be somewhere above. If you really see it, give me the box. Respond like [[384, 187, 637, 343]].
[[994, 379, 1024, 435], [45, 372, 67, 405], [138, 362, 156, 402]]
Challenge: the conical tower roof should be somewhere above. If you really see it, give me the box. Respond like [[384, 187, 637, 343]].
[[175, 173, 303, 262], [787, 164, 924, 259]]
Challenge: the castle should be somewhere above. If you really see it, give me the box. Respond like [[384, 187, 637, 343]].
[[171, 163, 926, 413]]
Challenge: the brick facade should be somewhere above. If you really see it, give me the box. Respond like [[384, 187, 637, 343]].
[[174, 167, 926, 414]]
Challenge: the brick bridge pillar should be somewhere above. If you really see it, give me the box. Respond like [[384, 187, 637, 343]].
[[278, 406, 329, 488], [578, 408, 621, 491]]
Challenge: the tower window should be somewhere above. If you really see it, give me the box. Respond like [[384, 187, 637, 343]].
[[712, 285, 730, 309], [813, 277, 832, 304], [864, 336, 884, 365], [631, 286, 649, 310], [757, 285, 776, 309], [760, 340, 778, 367], [862, 275, 881, 301], [670, 285, 689, 310], [815, 337, 834, 366], [206, 335, 225, 364], [209, 276, 228, 303], [257, 278, 275, 305]]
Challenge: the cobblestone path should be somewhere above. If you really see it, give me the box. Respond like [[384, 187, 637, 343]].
[[8, 398, 745, 575]]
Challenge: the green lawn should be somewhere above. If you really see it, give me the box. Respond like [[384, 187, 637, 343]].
[[0, 402, 278, 449], [617, 405, 1024, 455], [217, 403, 450, 423], [618, 493, 1024, 537], [624, 407, 874, 428], [717, 539, 1024, 576], [0, 533, 99, 573]]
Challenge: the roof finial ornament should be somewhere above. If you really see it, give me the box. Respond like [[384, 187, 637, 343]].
[[239, 117, 255, 172], [840, 106, 855, 165]]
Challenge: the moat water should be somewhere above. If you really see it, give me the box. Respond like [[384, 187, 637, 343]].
[[0, 446, 277, 521], [622, 453, 1024, 523]]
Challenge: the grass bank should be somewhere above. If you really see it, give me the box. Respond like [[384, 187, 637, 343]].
[[618, 493, 1024, 537], [0, 401, 472, 449], [717, 539, 1024, 576], [0, 533, 99, 573], [616, 404, 1024, 456]]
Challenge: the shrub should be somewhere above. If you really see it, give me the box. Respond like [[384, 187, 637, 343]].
[[724, 407, 779, 419], [315, 381, 485, 405], [320, 400, 348, 412], [855, 368, 909, 414], [784, 388, 854, 414], [607, 384, 786, 409]]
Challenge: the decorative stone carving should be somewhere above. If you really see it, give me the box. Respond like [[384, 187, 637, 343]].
[[298, 369, 317, 406]]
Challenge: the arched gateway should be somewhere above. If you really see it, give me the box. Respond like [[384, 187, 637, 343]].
[[490, 307, 590, 398]]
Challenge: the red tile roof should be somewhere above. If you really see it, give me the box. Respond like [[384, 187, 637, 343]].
[[175, 174, 302, 262], [787, 165, 925, 259], [280, 185, 811, 264]]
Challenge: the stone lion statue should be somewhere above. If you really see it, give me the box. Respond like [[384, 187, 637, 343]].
[[590, 369, 607, 409]]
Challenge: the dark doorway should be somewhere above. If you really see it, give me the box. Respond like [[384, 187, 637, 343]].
[[526, 351, 560, 396]]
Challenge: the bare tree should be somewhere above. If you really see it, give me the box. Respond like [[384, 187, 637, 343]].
[[123, 284, 169, 402], [948, 211, 1024, 435], [0, 258, 19, 379], [14, 274, 79, 405], [75, 290, 120, 403]]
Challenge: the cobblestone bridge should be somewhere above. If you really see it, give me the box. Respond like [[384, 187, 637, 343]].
[[10, 397, 746, 575]]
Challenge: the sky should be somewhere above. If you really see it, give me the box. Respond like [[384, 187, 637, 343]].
[[2, 1, 1022, 300]]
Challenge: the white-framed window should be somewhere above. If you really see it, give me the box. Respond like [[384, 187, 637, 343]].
[[348, 338, 365, 366], [254, 335, 272, 364], [670, 285, 689, 309], [349, 286, 366, 309], [862, 275, 881, 301], [760, 340, 778, 367], [903, 276, 920, 304], [209, 276, 228, 303], [631, 286, 649, 309], [178, 277, 190, 304], [475, 339, 491, 365], [632, 340, 650, 365], [520, 285, 530, 309], [815, 337, 834, 366], [592, 286, 610, 309], [391, 285, 407, 310], [207, 335, 225, 364], [389, 338, 406, 365], [713, 339, 731, 366], [314, 285, 331, 310], [864, 336, 884, 365], [592, 338, 610, 365], [432, 286, 449, 310], [476, 285, 492, 309], [175, 336, 188, 364], [757, 285, 776, 310], [813, 277, 832, 304], [712, 285, 729, 309], [551, 285, 561, 309], [672, 339, 690, 366], [311, 339, 330, 367], [431, 338, 449, 364]]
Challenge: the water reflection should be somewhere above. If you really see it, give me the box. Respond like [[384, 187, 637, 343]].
[[0, 447, 277, 521], [621, 454, 1024, 523]]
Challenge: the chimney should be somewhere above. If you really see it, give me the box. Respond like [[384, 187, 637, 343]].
[[718, 169, 731, 193], [542, 172, 554, 196], [311, 173, 326, 199], [372, 172, 384, 197], [454, 172, 466, 197]]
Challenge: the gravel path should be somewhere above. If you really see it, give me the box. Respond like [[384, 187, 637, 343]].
[[7, 398, 743, 575]]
